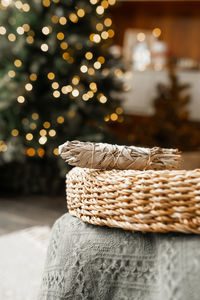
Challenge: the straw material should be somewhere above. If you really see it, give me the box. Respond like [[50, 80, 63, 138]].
[[66, 167, 200, 234], [59, 140, 182, 170]]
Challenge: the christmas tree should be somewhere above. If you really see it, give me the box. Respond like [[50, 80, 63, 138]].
[[153, 67, 193, 149], [0, 0, 125, 193]]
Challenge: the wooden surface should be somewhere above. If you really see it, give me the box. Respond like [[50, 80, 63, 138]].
[[0, 196, 66, 235], [111, 1, 200, 60]]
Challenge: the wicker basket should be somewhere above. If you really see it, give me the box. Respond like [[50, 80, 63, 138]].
[[66, 167, 200, 234]]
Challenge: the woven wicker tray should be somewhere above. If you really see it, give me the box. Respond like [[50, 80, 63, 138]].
[[66, 167, 200, 234]]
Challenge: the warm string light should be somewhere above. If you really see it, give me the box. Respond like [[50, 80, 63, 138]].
[[14, 59, 22, 67], [25, 83, 33, 91], [0, 141, 7, 152], [11, 129, 19, 136], [17, 96, 25, 103]]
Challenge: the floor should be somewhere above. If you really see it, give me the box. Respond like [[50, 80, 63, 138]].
[[0, 196, 66, 235]]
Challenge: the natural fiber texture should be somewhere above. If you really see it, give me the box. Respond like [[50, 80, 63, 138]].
[[66, 167, 200, 234], [59, 140, 182, 170]]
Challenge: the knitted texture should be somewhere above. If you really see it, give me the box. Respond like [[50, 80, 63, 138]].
[[38, 213, 200, 300]]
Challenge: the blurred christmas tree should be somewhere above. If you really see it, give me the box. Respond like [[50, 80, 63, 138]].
[[0, 0, 125, 194], [152, 67, 196, 149]]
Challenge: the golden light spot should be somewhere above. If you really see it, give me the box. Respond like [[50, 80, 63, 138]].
[[26, 133, 33, 141], [96, 23, 103, 31], [110, 113, 118, 121], [96, 6, 104, 15], [43, 121, 51, 128], [101, 31, 109, 39], [2, 0, 11, 7], [114, 68, 121, 75], [104, 18, 112, 27], [89, 82, 97, 90], [59, 17, 67, 25], [137, 32, 145, 42], [8, 33, 16, 42], [108, 29, 115, 38], [85, 52, 93, 60], [28, 30, 35, 37], [32, 113, 39, 120], [39, 136, 47, 145], [68, 57, 74, 64], [72, 76, 80, 85], [26, 148, 35, 156], [118, 116, 124, 123], [98, 56, 105, 64], [152, 27, 161, 38], [11, 129, 19, 136], [80, 65, 88, 73], [40, 129, 47, 136], [16, 26, 24, 35], [30, 122, 37, 130], [53, 148, 59, 155], [72, 89, 79, 97], [88, 91, 94, 98], [42, 0, 50, 7], [42, 26, 50, 35], [101, 0, 109, 8], [94, 61, 101, 69], [47, 72, 55, 80], [41, 43, 48, 52], [62, 52, 69, 60], [0, 140, 7, 152], [15, 1, 23, 9], [57, 116, 64, 124], [82, 94, 89, 101], [17, 96, 25, 103], [77, 8, 85, 18], [60, 42, 68, 50], [51, 15, 59, 24], [104, 115, 110, 122], [30, 73, 37, 81], [69, 13, 78, 23], [26, 36, 34, 44], [88, 68, 95, 75], [23, 3, 30, 12], [8, 70, 16, 78], [53, 90, 60, 98], [14, 59, 22, 67], [57, 32, 64, 40], [25, 83, 33, 91], [52, 82, 59, 89], [37, 148, 45, 158], [61, 86, 68, 94], [90, 0, 98, 4], [49, 129, 56, 137], [116, 107, 123, 114], [99, 94, 107, 103], [108, 0, 116, 5], [93, 34, 101, 43], [0, 26, 6, 35], [23, 24, 30, 32]]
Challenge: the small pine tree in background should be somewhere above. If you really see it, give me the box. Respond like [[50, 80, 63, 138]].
[[0, 0, 125, 194], [153, 67, 194, 149]]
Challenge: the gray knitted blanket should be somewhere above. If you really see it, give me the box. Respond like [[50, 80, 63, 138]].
[[38, 213, 200, 300]]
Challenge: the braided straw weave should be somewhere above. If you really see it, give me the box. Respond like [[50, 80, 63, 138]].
[[66, 167, 200, 234]]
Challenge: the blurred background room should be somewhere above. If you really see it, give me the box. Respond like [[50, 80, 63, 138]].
[[0, 0, 200, 299]]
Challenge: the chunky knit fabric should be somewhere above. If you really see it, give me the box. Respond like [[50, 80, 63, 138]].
[[38, 213, 200, 300]]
